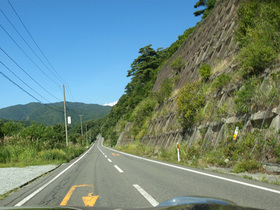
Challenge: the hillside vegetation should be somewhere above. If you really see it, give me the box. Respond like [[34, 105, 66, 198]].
[[0, 102, 111, 125], [0, 102, 111, 167], [100, 0, 280, 174], [100, 0, 220, 145], [0, 106, 111, 167], [100, 26, 197, 145]]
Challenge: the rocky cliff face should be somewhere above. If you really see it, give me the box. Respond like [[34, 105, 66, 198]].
[[117, 0, 280, 151]]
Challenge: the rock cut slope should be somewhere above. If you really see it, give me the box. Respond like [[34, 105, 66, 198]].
[[153, 0, 239, 92], [117, 0, 280, 157]]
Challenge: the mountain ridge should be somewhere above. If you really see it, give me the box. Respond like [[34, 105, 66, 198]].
[[0, 102, 111, 125]]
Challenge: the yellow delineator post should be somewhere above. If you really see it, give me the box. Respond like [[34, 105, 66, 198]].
[[233, 126, 239, 141]]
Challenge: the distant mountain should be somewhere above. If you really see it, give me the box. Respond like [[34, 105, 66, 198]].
[[0, 102, 111, 125]]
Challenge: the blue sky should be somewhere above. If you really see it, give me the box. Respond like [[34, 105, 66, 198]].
[[0, 0, 201, 109]]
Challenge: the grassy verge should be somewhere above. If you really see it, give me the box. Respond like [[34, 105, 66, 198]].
[[0, 142, 87, 168], [113, 132, 279, 175], [113, 141, 280, 186], [114, 141, 202, 168]]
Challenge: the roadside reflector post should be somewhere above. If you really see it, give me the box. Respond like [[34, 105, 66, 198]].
[[177, 142, 180, 162], [233, 126, 239, 141]]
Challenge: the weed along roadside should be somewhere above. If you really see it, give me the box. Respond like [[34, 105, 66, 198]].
[[114, 140, 280, 185], [0, 140, 87, 168], [0, 120, 89, 168], [0, 143, 93, 200]]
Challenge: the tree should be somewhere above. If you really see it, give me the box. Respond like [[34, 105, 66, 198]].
[[199, 63, 211, 82], [0, 120, 4, 144], [21, 122, 45, 141], [125, 45, 166, 108], [1, 121, 23, 137], [176, 81, 205, 128], [194, 0, 206, 17], [235, 0, 280, 77], [153, 78, 174, 104], [194, 0, 218, 19], [170, 57, 185, 73], [52, 124, 65, 143]]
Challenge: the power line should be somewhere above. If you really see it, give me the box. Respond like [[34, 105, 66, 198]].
[[0, 9, 62, 85], [0, 69, 63, 113], [0, 60, 51, 103], [0, 23, 60, 86], [3, 1, 77, 105], [0, 46, 61, 101], [0, 1, 76, 111], [66, 85, 75, 102], [0, 70, 42, 103], [7, 0, 66, 84]]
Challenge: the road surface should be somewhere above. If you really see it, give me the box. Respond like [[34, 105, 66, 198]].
[[1, 136, 280, 209]]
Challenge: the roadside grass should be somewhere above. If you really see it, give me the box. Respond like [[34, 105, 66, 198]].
[[114, 141, 202, 168], [242, 175, 253, 180], [111, 132, 271, 174], [271, 180, 280, 185], [0, 143, 87, 168], [112, 136, 280, 186]]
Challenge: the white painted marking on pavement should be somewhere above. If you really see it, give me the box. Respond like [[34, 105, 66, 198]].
[[15, 143, 95, 206], [105, 155, 107, 158], [114, 165, 124, 173], [133, 184, 159, 207], [102, 143, 280, 195], [108, 159, 112, 163]]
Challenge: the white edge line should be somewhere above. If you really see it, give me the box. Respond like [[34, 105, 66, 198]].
[[114, 165, 124, 173], [15, 143, 95, 206], [133, 184, 159, 207], [101, 142, 280, 195]]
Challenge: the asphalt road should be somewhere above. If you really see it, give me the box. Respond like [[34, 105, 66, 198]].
[[1, 136, 280, 209]]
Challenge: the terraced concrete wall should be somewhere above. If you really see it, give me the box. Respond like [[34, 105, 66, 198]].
[[117, 0, 241, 147], [117, 0, 280, 148], [153, 0, 240, 92]]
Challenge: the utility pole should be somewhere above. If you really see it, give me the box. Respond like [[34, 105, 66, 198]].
[[79, 115, 83, 136], [63, 84, 69, 146], [90, 130, 91, 143], [85, 124, 88, 146]]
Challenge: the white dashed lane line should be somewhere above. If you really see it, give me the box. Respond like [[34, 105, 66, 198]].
[[99, 144, 159, 207], [114, 165, 124, 173], [133, 184, 159, 207]]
